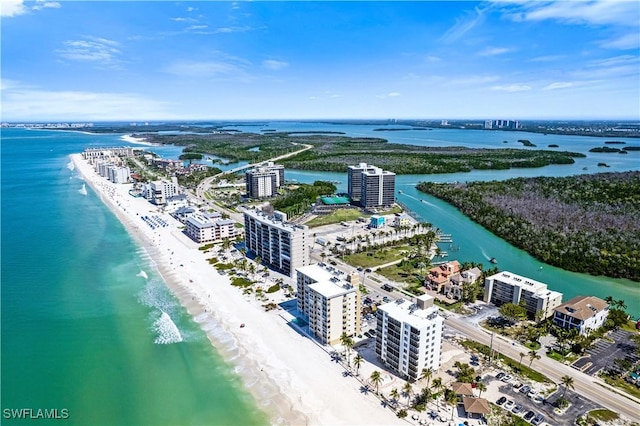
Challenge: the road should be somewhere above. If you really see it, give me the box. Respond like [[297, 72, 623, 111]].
[[444, 316, 640, 421], [195, 142, 313, 200]]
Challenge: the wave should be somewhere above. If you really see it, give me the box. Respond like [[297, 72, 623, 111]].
[[136, 270, 148, 280], [67, 160, 75, 171], [480, 248, 492, 261], [153, 311, 183, 344], [78, 183, 87, 196]]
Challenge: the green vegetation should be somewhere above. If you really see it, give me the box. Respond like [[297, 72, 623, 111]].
[[586, 409, 619, 422], [589, 146, 621, 153], [305, 209, 364, 227], [176, 166, 222, 189], [178, 152, 204, 160], [143, 131, 584, 175], [271, 181, 337, 218], [231, 277, 253, 288], [417, 172, 640, 280], [518, 139, 537, 147], [266, 284, 280, 293], [342, 246, 407, 268]]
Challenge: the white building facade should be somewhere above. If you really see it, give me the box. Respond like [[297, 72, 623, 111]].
[[243, 209, 309, 277], [553, 296, 609, 335], [296, 264, 361, 345], [185, 212, 237, 244], [375, 295, 444, 380], [484, 271, 563, 319]]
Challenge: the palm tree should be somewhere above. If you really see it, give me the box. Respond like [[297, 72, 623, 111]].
[[370, 370, 383, 394], [353, 354, 364, 376], [421, 367, 434, 390], [528, 350, 541, 368], [614, 299, 627, 311], [560, 375, 574, 398], [432, 377, 443, 410], [389, 388, 400, 407], [604, 296, 615, 306], [518, 352, 526, 368], [403, 382, 413, 406], [340, 332, 354, 367], [476, 382, 487, 398]]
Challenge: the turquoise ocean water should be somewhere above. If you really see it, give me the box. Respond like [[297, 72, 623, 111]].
[[2, 124, 639, 425], [1, 129, 268, 425]]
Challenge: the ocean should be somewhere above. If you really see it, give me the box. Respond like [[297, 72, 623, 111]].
[[1, 129, 268, 425], [2, 124, 639, 425]]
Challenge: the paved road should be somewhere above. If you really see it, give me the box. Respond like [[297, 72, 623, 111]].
[[444, 316, 640, 421]]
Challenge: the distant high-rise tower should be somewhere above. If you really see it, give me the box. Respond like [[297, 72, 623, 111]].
[[347, 163, 395, 208]]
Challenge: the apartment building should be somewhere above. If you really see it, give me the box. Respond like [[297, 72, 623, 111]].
[[149, 178, 180, 205], [184, 212, 237, 244], [347, 163, 396, 208], [296, 263, 361, 345], [245, 162, 285, 198], [484, 271, 563, 319], [444, 267, 482, 300], [375, 294, 444, 380], [243, 209, 309, 277], [553, 295, 609, 335]]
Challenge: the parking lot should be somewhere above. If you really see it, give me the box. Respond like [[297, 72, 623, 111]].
[[572, 329, 639, 375], [486, 371, 599, 426]]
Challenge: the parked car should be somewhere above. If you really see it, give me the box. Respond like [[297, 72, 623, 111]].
[[512, 404, 524, 414], [519, 385, 531, 394], [533, 395, 544, 404], [496, 372, 506, 380], [504, 400, 515, 410], [528, 389, 538, 398], [496, 396, 507, 405], [382, 296, 391, 303], [513, 382, 523, 389], [524, 411, 536, 421], [532, 414, 545, 425], [501, 374, 513, 382]]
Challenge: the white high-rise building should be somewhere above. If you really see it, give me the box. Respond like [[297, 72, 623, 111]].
[[296, 263, 361, 345], [347, 163, 396, 208], [185, 212, 238, 243], [149, 178, 180, 205], [245, 162, 285, 198], [375, 295, 443, 380], [243, 209, 309, 277], [484, 271, 563, 319]]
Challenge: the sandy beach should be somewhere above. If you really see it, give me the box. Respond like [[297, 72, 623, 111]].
[[120, 134, 157, 146], [71, 153, 405, 425]]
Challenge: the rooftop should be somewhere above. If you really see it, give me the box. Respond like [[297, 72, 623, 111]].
[[554, 295, 609, 320], [377, 297, 441, 327]]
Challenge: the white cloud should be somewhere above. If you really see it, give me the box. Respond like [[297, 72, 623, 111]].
[[500, 1, 639, 27], [599, 33, 640, 50], [57, 37, 122, 68], [572, 54, 640, 79], [543, 82, 574, 90], [478, 47, 513, 56], [1, 0, 26, 17], [212, 25, 254, 34], [440, 6, 486, 43], [262, 60, 289, 71], [528, 55, 566, 62], [32, 0, 60, 11], [425, 55, 442, 62], [491, 84, 532, 92], [448, 75, 501, 86], [376, 92, 402, 99], [1, 81, 171, 121], [164, 54, 253, 81]]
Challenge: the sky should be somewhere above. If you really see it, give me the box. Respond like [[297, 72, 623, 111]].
[[1, 0, 639, 121]]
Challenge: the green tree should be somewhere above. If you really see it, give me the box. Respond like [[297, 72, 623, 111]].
[[421, 367, 434, 390], [389, 388, 399, 406], [528, 350, 541, 368], [403, 382, 413, 406], [340, 332, 355, 367], [518, 352, 526, 368], [370, 370, 383, 394], [353, 354, 364, 376], [476, 382, 487, 398], [432, 377, 443, 410], [560, 375, 574, 398], [499, 303, 527, 324]]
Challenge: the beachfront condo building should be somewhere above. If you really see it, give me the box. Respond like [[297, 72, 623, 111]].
[[148, 178, 180, 205], [245, 162, 285, 199], [375, 295, 444, 380], [553, 295, 609, 336], [296, 263, 361, 345], [185, 212, 237, 244], [243, 209, 309, 277], [347, 163, 396, 208], [83, 146, 139, 160], [484, 271, 563, 320]]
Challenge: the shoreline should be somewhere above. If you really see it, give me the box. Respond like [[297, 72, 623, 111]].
[[71, 153, 404, 426]]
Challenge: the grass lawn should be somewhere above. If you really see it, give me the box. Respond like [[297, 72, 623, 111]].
[[600, 375, 640, 399], [306, 208, 365, 227], [342, 246, 407, 268], [377, 263, 422, 286], [587, 409, 619, 422]]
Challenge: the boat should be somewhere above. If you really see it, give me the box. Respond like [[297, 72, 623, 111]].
[[398, 190, 403, 194], [490, 257, 498, 264]]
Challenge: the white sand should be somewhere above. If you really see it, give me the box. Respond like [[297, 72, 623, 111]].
[[71, 154, 404, 426], [120, 134, 156, 146]]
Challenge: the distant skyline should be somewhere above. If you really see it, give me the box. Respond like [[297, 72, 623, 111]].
[[1, 1, 639, 121]]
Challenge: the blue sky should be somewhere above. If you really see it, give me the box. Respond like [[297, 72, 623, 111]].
[[1, 1, 639, 121]]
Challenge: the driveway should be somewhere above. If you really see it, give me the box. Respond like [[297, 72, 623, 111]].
[[572, 329, 639, 376]]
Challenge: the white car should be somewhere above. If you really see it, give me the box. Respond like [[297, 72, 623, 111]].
[[528, 389, 538, 398], [501, 374, 513, 382], [504, 400, 515, 410]]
